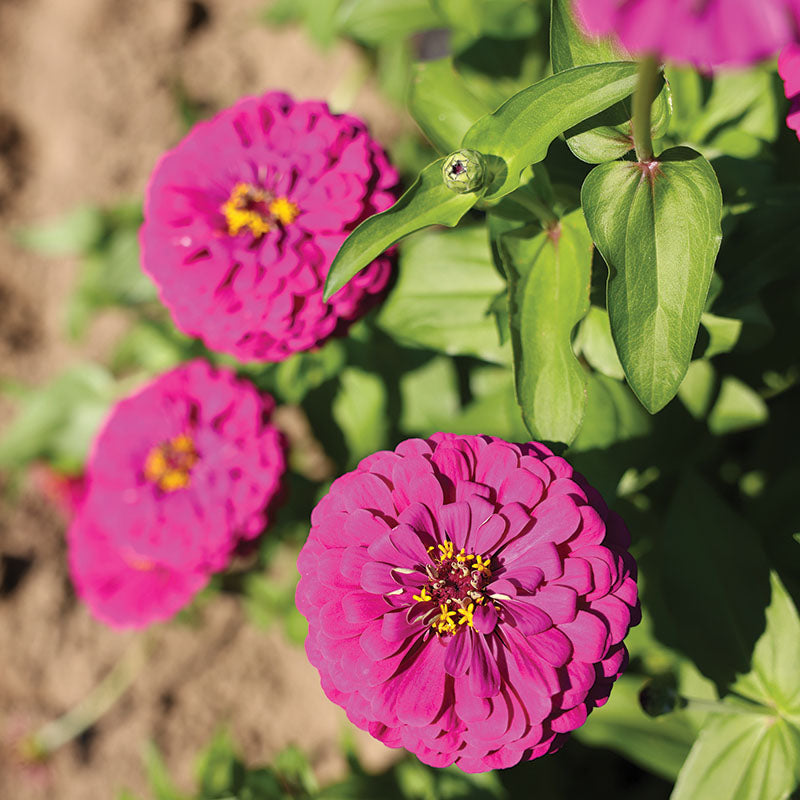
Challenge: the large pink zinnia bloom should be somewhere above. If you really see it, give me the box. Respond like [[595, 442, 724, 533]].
[[296, 434, 639, 772], [780, 44, 800, 136], [140, 92, 398, 362], [572, 0, 800, 67], [68, 360, 287, 628]]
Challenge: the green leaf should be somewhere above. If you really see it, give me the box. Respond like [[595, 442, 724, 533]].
[[499, 208, 593, 445], [432, 0, 540, 40], [550, 0, 623, 68], [677, 360, 716, 420], [700, 311, 742, 359], [707, 377, 768, 436], [323, 159, 480, 300], [399, 356, 461, 435], [376, 226, 509, 363], [671, 713, 800, 800], [550, 0, 671, 164], [733, 572, 800, 717], [332, 366, 389, 466], [573, 306, 625, 380], [571, 373, 650, 452], [0, 364, 118, 473], [462, 62, 640, 200], [16, 206, 104, 255], [272, 341, 346, 404], [576, 675, 696, 781], [196, 730, 240, 798], [659, 474, 771, 692], [144, 742, 186, 800], [582, 146, 723, 412], [335, 0, 440, 45], [409, 58, 492, 154]]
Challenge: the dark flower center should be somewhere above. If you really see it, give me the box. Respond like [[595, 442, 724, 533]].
[[412, 540, 492, 635]]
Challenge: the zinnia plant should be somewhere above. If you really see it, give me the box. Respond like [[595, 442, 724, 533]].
[[68, 360, 286, 628], [297, 434, 639, 772], [140, 92, 397, 362]]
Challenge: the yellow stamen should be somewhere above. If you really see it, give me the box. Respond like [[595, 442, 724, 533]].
[[144, 434, 198, 492], [434, 603, 457, 635], [474, 555, 491, 573], [269, 196, 300, 226], [458, 603, 475, 627], [221, 183, 299, 237], [412, 587, 432, 603]]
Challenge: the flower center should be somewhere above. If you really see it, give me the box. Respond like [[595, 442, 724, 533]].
[[412, 540, 492, 636], [221, 182, 299, 237], [143, 434, 199, 492]]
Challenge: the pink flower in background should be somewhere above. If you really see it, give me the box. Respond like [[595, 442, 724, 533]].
[[779, 44, 800, 137], [140, 92, 398, 363], [296, 433, 639, 772], [68, 360, 287, 628], [572, 0, 800, 67]]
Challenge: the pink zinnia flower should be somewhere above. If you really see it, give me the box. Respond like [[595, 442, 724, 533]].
[[68, 360, 287, 628], [296, 434, 639, 772], [780, 44, 800, 137], [572, 0, 800, 67], [140, 92, 398, 362]]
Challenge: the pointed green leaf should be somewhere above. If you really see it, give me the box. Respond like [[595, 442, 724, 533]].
[[376, 226, 509, 363], [499, 208, 593, 445], [409, 58, 492, 154], [323, 159, 480, 300], [582, 147, 723, 412], [732, 572, 800, 716], [707, 377, 768, 435], [672, 713, 800, 800], [550, 0, 670, 163], [677, 360, 716, 420], [461, 62, 639, 199]]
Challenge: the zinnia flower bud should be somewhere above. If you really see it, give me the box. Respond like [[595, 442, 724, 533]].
[[68, 360, 287, 628], [140, 92, 398, 362], [442, 149, 488, 194], [296, 433, 640, 771]]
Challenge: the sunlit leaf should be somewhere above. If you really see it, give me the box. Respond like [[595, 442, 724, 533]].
[[582, 147, 723, 412]]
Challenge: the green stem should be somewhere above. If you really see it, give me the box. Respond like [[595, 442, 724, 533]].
[[25, 634, 153, 759], [683, 696, 773, 717], [632, 55, 660, 163], [510, 185, 559, 229]]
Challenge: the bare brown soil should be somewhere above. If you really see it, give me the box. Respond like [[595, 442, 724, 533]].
[[0, 1, 402, 797]]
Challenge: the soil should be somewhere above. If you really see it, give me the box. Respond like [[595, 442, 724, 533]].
[[0, 1, 403, 797]]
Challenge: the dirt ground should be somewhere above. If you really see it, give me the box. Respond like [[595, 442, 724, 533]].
[[0, 1, 404, 797]]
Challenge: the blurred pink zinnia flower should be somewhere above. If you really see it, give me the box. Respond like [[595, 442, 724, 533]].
[[572, 0, 800, 67], [68, 360, 286, 628], [140, 92, 397, 362], [779, 44, 800, 137], [296, 434, 639, 772]]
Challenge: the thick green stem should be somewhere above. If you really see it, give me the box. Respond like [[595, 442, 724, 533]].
[[632, 55, 660, 163], [25, 635, 153, 759]]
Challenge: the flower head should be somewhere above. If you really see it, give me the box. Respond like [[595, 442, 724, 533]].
[[780, 44, 800, 137], [296, 433, 639, 772], [572, 0, 800, 68], [68, 360, 287, 628], [140, 92, 398, 362]]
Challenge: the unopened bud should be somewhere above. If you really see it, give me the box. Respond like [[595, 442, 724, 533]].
[[442, 149, 487, 194]]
